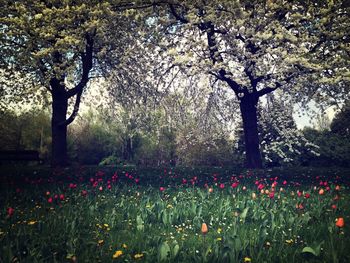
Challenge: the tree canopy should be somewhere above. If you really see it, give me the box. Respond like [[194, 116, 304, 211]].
[[0, 0, 349, 168]]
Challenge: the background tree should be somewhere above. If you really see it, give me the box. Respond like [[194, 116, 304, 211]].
[[0, 108, 51, 161], [330, 100, 350, 136], [147, 0, 349, 168], [0, 0, 150, 167]]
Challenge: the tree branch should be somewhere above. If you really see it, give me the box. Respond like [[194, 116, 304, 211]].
[[60, 87, 83, 127], [169, 3, 189, 23], [256, 72, 296, 97], [66, 33, 94, 98], [58, 33, 94, 127]]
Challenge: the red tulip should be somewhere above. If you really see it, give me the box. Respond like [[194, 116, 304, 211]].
[[257, 184, 264, 190], [231, 182, 239, 188], [7, 207, 14, 217], [304, 193, 310, 199], [59, 194, 65, 201], [336, 217, 344, 228]]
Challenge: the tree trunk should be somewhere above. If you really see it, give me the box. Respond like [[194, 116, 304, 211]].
[[239, 94, 263, 169], [51, 86, 68, 167]]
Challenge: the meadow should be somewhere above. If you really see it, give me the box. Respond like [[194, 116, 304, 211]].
[[1, 165, 349, 262]]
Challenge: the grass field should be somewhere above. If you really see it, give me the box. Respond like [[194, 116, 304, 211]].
[[1, 165, 349, 262]]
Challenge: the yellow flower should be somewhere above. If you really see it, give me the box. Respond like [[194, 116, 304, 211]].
[[98, 240, 104, 245], [122, 243, 127, 249], [146, 204, 151, 208], [217, 228, 222, 234], [134, 253, 144, 259], [167, 204, 173, 208], [112, 250, 123, 259], [285, 239, 293, 244], [244, 256, 252, 262], [28, 221, 37, 225], [216, 237, 222, 241], [104, 223, 109, 228]]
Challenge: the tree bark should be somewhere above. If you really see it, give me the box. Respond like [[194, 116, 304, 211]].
[[51, 81, 68, 167], [239, 94, 263, 169]]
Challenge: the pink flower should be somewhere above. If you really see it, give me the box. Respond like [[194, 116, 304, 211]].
[[7, 207, 14, 217], [231, 182, 239, 188], [304, 193, 310, 199], [48, 197, 53, 203], [296, 203, 304, 209], [159, 187, 165, 192], [107, 184, 111, 189], [135, 178, 140, 183], [282, 180, 287, 185], [81, 190, 88, 196], [219, 183, 225, 189], [59, 194, 65, 201], [99, 186, 103, 191], [269, 192, 275, 199]]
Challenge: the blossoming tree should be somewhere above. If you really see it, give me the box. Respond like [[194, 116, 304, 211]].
[[148, 0, 349, 168]]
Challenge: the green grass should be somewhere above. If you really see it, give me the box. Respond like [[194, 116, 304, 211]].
[[1, 165, 349, 262]]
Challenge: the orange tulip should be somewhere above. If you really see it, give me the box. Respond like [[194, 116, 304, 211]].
[[336, 218, 344, 228], [319, 188, 325, 195], [201, 223, 208, 235]]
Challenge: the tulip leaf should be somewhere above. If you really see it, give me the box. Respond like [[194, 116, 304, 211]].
[[240, 207, 249, 221], [136, 215, 144, 231], [302, 242, 323, 257], [159, 242, 171, 261], [173, 244, 179, 257]]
